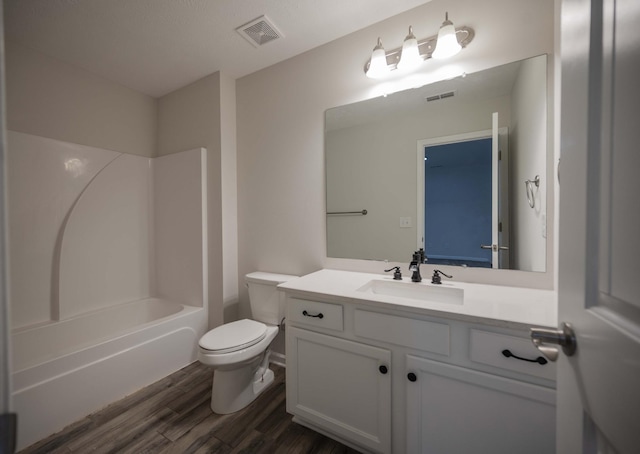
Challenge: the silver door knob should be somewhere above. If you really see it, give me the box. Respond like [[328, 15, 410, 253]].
[[530, 322, 577, 362]]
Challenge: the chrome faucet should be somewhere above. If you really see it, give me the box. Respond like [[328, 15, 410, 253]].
[[409, 251, 422, 282]]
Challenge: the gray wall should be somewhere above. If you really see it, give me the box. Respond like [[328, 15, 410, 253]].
[[6, 41, 157, 157], [511, 56, 548, 272], [157, 72, 226, 329]]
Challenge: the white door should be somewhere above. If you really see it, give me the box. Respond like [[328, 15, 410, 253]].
[[0, 9, 17, 453], [490, 112, 499, 268], [551, 0, 640, 452], [497, 126, 510, 270]]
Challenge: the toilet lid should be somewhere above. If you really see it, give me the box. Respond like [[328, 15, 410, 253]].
[[199, 319, 267, 353]]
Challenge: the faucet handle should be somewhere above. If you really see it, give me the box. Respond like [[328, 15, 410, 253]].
[[431, 269, 453, 284], [384, 266, 403, 280]]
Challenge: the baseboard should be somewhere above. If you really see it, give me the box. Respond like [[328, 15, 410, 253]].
[[291, 416, 373, 454], [269, 351, 286, 368]]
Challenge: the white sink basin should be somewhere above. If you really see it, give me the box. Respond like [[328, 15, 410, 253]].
[[356, 279, 464, 305]]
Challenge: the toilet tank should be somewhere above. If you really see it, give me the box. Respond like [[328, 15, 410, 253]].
[[245, 272, 298, 325]]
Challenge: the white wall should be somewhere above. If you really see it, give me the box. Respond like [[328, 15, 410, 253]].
[[220, 74, 239, 322], [237, 0, 556, 321], [511, 56, 548, 272], [5, 41, 156, 157], [154, 149, 208, 308], [157, 72, 228, 329]]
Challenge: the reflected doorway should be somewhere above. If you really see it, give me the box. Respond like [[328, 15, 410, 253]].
[[424, 138, 493, 268], [417, 127, 510, 269]]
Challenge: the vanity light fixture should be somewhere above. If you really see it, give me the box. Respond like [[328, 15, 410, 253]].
[[364, 12, 474, 79], [397, 26, 422, 71], [432, 12, 463, 59], [365, 38, 391, 79]]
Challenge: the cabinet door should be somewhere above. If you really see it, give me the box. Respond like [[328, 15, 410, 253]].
[[287, 327, 391, 454], [406, 355, 555, 454]]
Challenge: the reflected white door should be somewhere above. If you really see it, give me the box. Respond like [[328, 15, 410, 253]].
[[555, 0, 640, 452], [497, 126, 510, 269], [0, 7, 17, 453], [484, 113, 509, 269], [490, 113, 499, 268]]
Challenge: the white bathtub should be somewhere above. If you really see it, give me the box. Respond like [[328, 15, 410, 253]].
[[11, 298, 207, 450]]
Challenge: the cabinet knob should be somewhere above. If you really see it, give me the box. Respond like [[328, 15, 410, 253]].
[[407, 372, 417, 382], [379, 365, 388, 374]]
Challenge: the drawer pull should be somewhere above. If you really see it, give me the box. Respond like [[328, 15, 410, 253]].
[[302, 310, 324, 319], [379, 365, 388, 374], [407, 372, 417, 382], [501, 349, 548, 365]]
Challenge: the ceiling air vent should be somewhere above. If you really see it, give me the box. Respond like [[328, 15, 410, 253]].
[[425, 90, 457, 102], [236, 15, 283, 47]]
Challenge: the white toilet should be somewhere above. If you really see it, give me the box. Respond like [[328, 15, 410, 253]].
[[197, 271, 297, 414]]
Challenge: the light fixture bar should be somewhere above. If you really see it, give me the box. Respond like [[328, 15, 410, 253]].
[[363, 26, 474, 76]]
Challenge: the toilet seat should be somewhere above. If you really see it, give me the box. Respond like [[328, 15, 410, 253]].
[[199, 319, 267, 354]]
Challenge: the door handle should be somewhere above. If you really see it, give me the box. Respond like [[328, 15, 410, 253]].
[[480, 244, 509, 251], [530, 322, 577, 362]]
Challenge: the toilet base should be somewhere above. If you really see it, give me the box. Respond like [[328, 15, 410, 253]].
[[210, 351, 275, 414]]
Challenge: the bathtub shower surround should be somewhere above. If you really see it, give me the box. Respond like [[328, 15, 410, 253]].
[[7, 131, 208, 450]]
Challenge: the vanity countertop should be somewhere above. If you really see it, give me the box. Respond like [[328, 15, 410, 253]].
[[278, 269, 558, 329]]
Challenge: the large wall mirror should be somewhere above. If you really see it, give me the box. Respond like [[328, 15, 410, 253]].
[[326, 55, 549, 272]]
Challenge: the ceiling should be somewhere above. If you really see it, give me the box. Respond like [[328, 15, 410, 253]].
[[4, 0, 431, 98]]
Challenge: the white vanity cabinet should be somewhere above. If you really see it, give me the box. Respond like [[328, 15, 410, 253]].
[[284, 291, 557, 454], [286, 299, 392, 453], [405, 356, 556, 454]]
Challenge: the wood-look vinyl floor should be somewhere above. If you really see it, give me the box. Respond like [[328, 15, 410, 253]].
[[19, 362, 360, 454]]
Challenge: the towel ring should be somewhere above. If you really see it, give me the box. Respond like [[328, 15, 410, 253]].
[[525, 175, 540, 208]]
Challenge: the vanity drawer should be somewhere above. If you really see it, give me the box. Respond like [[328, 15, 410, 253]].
[[354, 310, 450, 355], [469, 329, 556, 381], [288, 298, 343, 332]]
